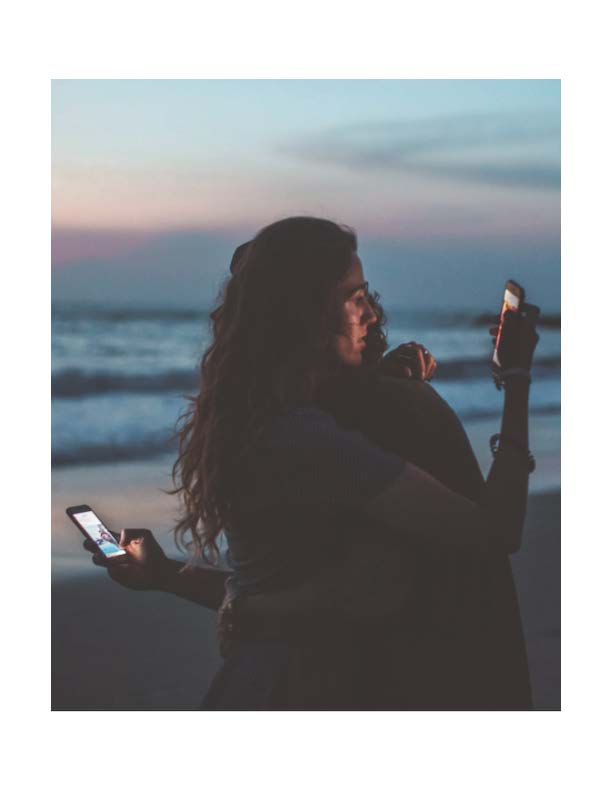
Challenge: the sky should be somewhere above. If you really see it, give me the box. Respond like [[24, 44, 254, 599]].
[[52, 79, 560, 310]]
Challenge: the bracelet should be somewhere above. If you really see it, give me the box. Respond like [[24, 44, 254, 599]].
[[492, 366, 532, 391], [490, 433, 536, 473]]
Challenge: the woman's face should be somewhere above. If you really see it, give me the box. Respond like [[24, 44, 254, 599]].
[[332, 253, 377, 367]]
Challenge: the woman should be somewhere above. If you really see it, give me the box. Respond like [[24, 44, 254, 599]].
[[86, 216, 538, 710]]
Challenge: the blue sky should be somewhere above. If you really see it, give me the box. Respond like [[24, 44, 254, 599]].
[[52, 79, 560, 310]]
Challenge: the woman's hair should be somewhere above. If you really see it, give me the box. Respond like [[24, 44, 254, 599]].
[[171, 216, 388, 562]]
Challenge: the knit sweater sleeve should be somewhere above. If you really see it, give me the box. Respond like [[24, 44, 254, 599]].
[[235, 407, 405, 513]]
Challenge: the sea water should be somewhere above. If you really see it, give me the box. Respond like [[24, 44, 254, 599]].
[[52, 303, 560, 488]]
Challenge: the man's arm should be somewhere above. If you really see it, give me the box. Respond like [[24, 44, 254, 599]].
[[86, 530, 230, 611], [157, 559, 230, 609]]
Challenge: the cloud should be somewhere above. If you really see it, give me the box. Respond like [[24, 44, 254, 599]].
[[282, 112, 560, 191]]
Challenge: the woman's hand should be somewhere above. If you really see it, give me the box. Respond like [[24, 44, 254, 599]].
[[83, 529, 172, 591], [379, 342, 437, 381], [490, 303, 540, 372]]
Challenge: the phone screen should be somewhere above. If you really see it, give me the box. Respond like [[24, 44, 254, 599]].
[[72, 510, 127, 559], [493, 287, 521, 367]]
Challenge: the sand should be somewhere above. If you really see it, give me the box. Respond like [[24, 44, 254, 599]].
[[510, 490, 561, 711], [52, 465, 560, 710], [52, 576, 221, 710]]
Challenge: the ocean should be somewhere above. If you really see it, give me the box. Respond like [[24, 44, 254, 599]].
[[51, 303, 560, 488]]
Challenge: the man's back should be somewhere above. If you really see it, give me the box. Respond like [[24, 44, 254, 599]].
[[318, 371, 532, 710]]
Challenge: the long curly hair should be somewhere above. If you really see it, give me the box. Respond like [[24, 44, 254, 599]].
[[171, 216, 388, 562]]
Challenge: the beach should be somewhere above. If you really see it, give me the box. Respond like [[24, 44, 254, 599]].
[[50, 78, 561, 715], [52, 456, 560, 711]]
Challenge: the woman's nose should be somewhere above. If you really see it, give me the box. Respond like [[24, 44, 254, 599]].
[[362, 302, 377, 326]]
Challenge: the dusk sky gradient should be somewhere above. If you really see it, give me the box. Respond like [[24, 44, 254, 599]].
[[52, 80, 560, 310]]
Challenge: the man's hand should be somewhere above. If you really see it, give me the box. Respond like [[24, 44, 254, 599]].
[[490, 303, 540, 377], [83, 528, 173, 591], [379, 342, 437, 381]]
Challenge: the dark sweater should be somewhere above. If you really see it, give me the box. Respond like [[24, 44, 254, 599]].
[[226, 405, 405, 594], [207, 373, 532, 710]]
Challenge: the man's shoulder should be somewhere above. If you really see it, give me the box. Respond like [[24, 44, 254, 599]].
[[370, 376, 456, 418]]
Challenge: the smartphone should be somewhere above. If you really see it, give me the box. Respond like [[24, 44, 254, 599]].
[[66, 504, 128, 563], [492, 280, 525, 367]]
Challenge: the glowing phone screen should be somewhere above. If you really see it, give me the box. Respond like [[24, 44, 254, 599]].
[[73, 511, 126, 559], [493, 288, 521, 367]]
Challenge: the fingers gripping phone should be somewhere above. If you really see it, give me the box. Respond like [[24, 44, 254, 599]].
[[66, 505, 128, 564], [492, 280, 525, 368]]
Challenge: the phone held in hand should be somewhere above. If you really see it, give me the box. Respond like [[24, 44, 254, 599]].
[[66, 504, 128, 564], [492, 279, 525, 368]]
